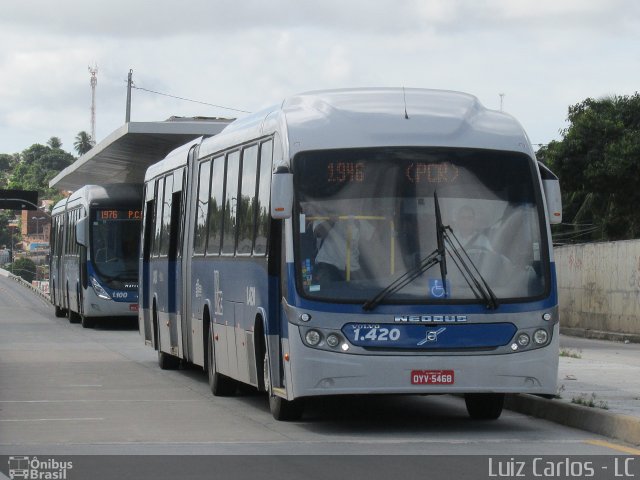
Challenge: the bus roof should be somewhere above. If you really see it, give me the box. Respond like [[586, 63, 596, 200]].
[[199, 88, 534, 167], [59, 184, 143, 212], [146, 88, 535, 181]]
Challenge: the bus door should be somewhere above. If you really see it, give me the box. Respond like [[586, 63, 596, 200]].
[[180, 146, 199, 362], [140, 184, 155, 344], [167, 168, 184, 356]]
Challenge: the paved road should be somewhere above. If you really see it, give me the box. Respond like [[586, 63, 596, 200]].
[[0, 274, 636, 457], [559, 335, 640, 417]]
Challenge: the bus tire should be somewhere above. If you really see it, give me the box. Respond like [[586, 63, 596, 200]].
[[81, 315, 95, 329], [158, 350, 180, 370], [67, 290, 80, 324], [207, 327, 236, 396], [53, 284, 66, 317], [263, 351, 304, 421], [464, 393, 505, 420]]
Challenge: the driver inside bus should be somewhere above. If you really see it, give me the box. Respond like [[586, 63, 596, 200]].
[[454, 205, 493, 251], [313, 216, 374, 285]]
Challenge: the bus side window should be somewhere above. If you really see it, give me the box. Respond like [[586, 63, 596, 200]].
[[222, 151, 240, 255], [207, 156, 224, 255], [153, 179, 164, 257], [237, 145, 258, 255], [194, 160, 212, 255], [254, 140, 273, 256], [159, 174, 173, 256]]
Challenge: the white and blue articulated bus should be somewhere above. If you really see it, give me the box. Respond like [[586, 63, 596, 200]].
[[50, 184, 143, 328], [139, 88, 562, 421]]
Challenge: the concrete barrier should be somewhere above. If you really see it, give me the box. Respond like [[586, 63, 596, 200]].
[[555, 241, 640, 340], [0, 267, 50, 302]]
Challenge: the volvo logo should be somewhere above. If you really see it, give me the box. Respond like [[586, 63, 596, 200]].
[[124, 283, 138, 289], [417, 327, 446, 345]]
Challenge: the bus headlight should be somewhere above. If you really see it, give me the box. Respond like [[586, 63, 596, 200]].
[[326, 333, 341, 348], [533, 329, 549, 345], [517, 333, 530, 347], [305, 330, 322, 346], [90, 276, 111, 300]]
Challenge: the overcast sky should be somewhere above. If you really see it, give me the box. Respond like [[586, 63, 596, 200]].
[[0, 0, 638, 155]]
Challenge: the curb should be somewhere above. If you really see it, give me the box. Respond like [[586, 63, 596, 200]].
[[505, 393, 640, 446], [561, 326, 640, 344]]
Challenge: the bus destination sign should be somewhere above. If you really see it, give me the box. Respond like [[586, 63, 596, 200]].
[[99, 209, 142, 220]]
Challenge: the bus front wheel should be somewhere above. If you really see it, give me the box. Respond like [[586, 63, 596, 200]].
[[263, 351, 304, 421], [464, 393, 505, 420], [81, 315, 95, 329]]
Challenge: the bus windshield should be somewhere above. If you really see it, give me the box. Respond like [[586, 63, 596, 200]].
[[90, 209, 141, 286], [294, 147, 548, 304]]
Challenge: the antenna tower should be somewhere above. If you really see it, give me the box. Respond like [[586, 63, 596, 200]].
[[88, 64, 98, 145]]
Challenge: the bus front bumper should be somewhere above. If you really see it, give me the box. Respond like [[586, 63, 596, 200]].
[[284, 323, 559, 399]]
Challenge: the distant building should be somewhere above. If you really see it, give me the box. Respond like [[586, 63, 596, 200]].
[[21, 209, 50, 243]]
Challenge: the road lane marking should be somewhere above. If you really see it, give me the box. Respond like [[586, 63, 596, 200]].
[[585, 439, 640, 455]]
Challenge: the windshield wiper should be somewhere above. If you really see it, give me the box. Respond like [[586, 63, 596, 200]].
[[443, 226, 499, 310], [434, 191, 448, 297], [362, 192, 450, 311], [362, 249, 442, 311], [362, 191, 499, 311]]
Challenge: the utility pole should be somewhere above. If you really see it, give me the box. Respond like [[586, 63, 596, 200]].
[[125, 69, 133, 123], [499, 93, 505, 112], [88, 64, 98, 145]]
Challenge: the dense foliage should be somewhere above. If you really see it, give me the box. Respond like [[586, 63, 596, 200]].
[[537, 93, 640, 242], [11, 257, 37, 283], [1, 139, 75, 201]]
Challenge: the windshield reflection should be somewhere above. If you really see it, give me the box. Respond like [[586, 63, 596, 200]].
[[91, 210, 140, 285], [294, 147, 547, 304]]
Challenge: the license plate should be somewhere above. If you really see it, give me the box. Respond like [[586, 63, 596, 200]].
[[411, 369, 454, 385]]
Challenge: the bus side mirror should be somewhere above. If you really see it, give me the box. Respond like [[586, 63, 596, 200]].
[[76, 217, 87, 246], [543, 178, 562, 224], [271, 172, 293, 219], [538, 162, 562, 225]]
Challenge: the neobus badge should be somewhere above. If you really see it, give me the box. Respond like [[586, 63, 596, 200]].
[[394, 315, 467, 323]]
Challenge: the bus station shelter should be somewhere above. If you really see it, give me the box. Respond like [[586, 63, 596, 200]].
[[49, 117, 232, 190]]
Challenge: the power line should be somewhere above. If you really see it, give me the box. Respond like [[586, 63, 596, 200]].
[[131, 85, 251, 114]]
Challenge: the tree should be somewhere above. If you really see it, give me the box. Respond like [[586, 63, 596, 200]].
[[47, 137, 63, 149], [539, 93, 640, 242], [11, 257, 37, 283], [74, 131, 93, 155], [6, 143, 75, 198]]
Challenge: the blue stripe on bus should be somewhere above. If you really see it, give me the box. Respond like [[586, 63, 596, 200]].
[[342, 322, 517, 349]]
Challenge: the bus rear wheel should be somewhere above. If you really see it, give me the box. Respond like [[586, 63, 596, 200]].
[[158, 350, 180, 370], [464, 393, 505, 420], [263, 351, 304, 421], [207, 328, 236, 396]]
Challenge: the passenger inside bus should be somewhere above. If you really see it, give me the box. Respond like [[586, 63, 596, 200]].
[[312, 216, 375, 285]]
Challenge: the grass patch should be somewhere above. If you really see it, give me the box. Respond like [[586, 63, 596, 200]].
[[571, 393, 609, 410], [560, 348, 582, 359]]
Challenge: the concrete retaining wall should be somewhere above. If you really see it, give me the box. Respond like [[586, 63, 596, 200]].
[[555, 241, 640, 336]]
